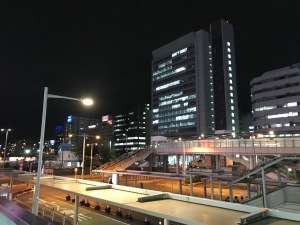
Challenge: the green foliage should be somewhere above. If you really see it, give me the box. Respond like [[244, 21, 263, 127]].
[[70, 143, 83, 159], [98, 144, 116, 164]]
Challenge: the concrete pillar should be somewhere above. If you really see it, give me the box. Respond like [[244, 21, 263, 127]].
[[176, 155, 180, 174], [163, 155, 169, 173], [229, 183, 233, 202], [203, 180, 207, 198], [125, 175, 128, 186], [210, 175, 214, 200], [277, 169, 282, 186], [215, 155, 220, 169], [262, 167, 267, 208], [179, 179, 182, 195], [134, 175, 137, 188], [249, 155, 255, 170], [164, 218, 170, 225], [190, 174, 193, 196], [73, 195, 79, 225], [219, 182, 222, 201], [247, 181, 251, 199], [9, 177, 13, 200]]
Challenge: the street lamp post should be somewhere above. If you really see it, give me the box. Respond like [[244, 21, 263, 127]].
[[81, 133, 86, 179], [88, 141, 99, 175], [32, 87, 93, 215], [1, 129, 12, 168]]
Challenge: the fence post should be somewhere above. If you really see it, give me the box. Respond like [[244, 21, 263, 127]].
[[42, 204, 45, 217], [62, 212, 66, 225]]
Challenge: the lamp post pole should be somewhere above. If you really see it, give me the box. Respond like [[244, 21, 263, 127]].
[[32, 87, 48, 215], [1, 129, 12, 168], [90, 144, 93, 175], [81, 133, 86, 179], [32, 87, 93, 215]]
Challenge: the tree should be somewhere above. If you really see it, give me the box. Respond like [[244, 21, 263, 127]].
[[98, 144, 116, 164], [70, 143, 83, 160]]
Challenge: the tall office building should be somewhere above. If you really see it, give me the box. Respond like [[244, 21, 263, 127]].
[[114, 104, 151, 155], [251, 63, 300, 134], [151, 19, 239, 138]]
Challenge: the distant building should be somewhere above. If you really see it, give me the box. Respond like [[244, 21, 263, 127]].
[[99, 115, 114, 147], [113, 104, 151, 155], [151, 19, 239, 138], [251, 63, 300, 134], [64, 115, 101, 145]]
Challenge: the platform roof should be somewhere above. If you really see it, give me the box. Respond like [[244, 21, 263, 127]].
[[22, 175, 300, 225]]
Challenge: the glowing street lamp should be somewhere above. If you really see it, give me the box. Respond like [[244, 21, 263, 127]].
[[32, 87, 93, 215]]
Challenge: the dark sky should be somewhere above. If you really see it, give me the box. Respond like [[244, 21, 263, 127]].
[[1, 0, 300, 141]]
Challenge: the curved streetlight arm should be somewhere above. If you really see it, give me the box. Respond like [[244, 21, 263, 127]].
[[48, 94, 82, 102]]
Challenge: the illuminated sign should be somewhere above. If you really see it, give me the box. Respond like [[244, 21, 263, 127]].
[[67, 115, 73, 123]]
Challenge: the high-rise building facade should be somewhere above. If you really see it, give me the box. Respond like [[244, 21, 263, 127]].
[[251, 63, 300, 134], [64, 115, 101, 145], [151, 19, 239, 138], [114, 104, 151, 155]]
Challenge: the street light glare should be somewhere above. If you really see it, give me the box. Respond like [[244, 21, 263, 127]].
[[82, 98, 93, 106]]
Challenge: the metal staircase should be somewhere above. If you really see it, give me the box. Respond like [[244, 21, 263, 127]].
[[94, 147, 155, 172]]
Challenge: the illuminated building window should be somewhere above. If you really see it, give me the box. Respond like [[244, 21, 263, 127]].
[[231, 106, 234, 110], [230, 92, 233, 97], [228, 60, 231, 65], [232, 126, 235, 131], [229, 79, 232, 84], [229, 73, 232, 77], [228, 67, 232, 71], [230, 86, 233, 90], [227, 48, 231, 52], [231, 99, 234, 103], [227, 42, 230, 46], [231, 113, 234, 117], [156, 80, 180, 91], [232, 119, 235, 124], [228, 54, 231, 58]]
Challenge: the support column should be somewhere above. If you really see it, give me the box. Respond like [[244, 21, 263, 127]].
[[229, 183, 233, 203], [262, 167, 268, 208], [179, 179, 182, 195], [164, 218, 170, 225], [73, 195, 79, 225], [249, 155, 255, 170], [134, 175, 137, 188], [203, 180, 207, 198], [210, 175, 214, 200], [9, 177, 13, 200], [163, 155, 169, 173], [125, 175, 128, 186], [190, 174, 193, 196], [101, 173, 104, 182], [176, 155, 180, 174], [215, 155, 220, 169], [277, 169, 282, 186], [247, 181, 251, 199], [219, 182, 222, 201]]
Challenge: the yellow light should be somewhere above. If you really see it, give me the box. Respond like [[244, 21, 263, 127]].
[[82, 98, 93, 106]]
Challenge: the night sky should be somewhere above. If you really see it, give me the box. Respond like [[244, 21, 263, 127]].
[[1, 1, 300, 141]]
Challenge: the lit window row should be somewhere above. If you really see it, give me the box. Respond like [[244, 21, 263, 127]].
[[160, 91, 183, 101], [156, 80, 180, 91], [159, 94, 196, 106], [254, 102, 298, 112], [153, 113, 196, 124], [267, 112, 298, 119], [153, 107, 196, 119], [158, 121, 195, 129], [158, 60, 172, 69], [153, 66, 187, 81]]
